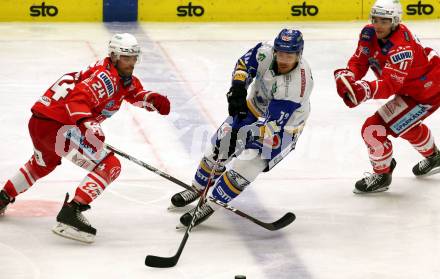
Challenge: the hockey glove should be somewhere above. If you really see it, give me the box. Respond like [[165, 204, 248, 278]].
[[227, 83, 248, 119], [334, 69, 371, 108], [144, 92, 170, 115], [77, 118, 106, 158]]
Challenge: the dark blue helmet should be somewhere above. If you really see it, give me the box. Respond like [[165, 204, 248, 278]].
[[273, 29, 304, 55]]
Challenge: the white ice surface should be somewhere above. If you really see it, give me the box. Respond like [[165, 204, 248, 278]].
[[1, 21, 440, 279]]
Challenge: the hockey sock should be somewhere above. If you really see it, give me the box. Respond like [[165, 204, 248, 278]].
[[368, 138, 394, 174], [192, 157, 225, 191], [2, 155, 56, 198], [401, 124, 436, 157], [210, 170, 250, 204], [361, 116, 394, 174], [74, 154, 121, 204]]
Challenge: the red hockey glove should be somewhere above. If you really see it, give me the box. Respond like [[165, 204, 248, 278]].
[[334, 69, 371, 108], [145, 93, 170, 115], [334, 69, 355, 98], [77, 118, 105, 156]]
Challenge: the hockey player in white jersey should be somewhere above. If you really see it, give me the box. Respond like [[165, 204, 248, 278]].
[[170, 29, 314, 227]]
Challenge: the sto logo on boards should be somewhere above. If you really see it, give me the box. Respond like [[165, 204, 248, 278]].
[[406, 1, 434, 15], [291, 1, 319, 16], [177, 2, 205, 17], [30, 2, 58, 17]]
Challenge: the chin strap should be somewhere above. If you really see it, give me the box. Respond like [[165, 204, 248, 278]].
[[109, 56, 133, 88], [120, 75, 132, 87]]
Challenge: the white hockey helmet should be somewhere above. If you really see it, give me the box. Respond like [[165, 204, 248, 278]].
[[370, 0, 403, 28], [108, 33, 141, 61]]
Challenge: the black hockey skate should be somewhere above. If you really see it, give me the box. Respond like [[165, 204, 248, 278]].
[[412, 149, 440, 177], [178, 203, 215, 229], [170, 187, 201, 208], [354, 158, 397, 194], [52, 193, 96, 243], [0, 190, 14, 215]]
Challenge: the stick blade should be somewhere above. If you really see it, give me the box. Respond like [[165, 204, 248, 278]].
[[269, 212, 296, 231], [145, 255, 178, 268]]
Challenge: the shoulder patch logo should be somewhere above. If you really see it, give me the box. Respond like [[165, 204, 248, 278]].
[[360, 27, 375, 42], [258, 53, 266, 62], [38, 96, 51, 106], [390, 50, 413, 64]]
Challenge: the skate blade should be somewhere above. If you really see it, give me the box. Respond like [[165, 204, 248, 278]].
[[353, 187, 389, 194], [52, 223, 95, 244]]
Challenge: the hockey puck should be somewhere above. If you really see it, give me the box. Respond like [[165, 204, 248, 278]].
[[235, 276, 246, 279]]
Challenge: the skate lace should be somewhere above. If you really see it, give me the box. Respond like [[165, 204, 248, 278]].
[[419, 159, 430, 170], [181, 190, 199, 201], [419, 151, 440, 170], [363, 172, 381, 187], [75, 209, 91, 226], [195, 204, 213, 218], [73, 204, 91, 227]]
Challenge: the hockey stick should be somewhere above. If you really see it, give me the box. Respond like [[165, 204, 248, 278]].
[[145, 159, 220, 268], [207, 198, 295, 231], [105, 144, 296, 232], [105, 144, 193, 192]]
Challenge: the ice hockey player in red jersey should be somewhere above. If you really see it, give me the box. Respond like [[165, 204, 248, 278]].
[[334, 0, 440, 194], [0, 33, 170, 242]]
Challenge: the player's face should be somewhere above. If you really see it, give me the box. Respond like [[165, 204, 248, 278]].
[[275, 51, 299, 74], [372, 17, 393, 39], [116, 55, 137, 77]]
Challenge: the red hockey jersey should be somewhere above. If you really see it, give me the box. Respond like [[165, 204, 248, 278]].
[[347, 23, 440, 105], [32, 57, 154, 124]]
